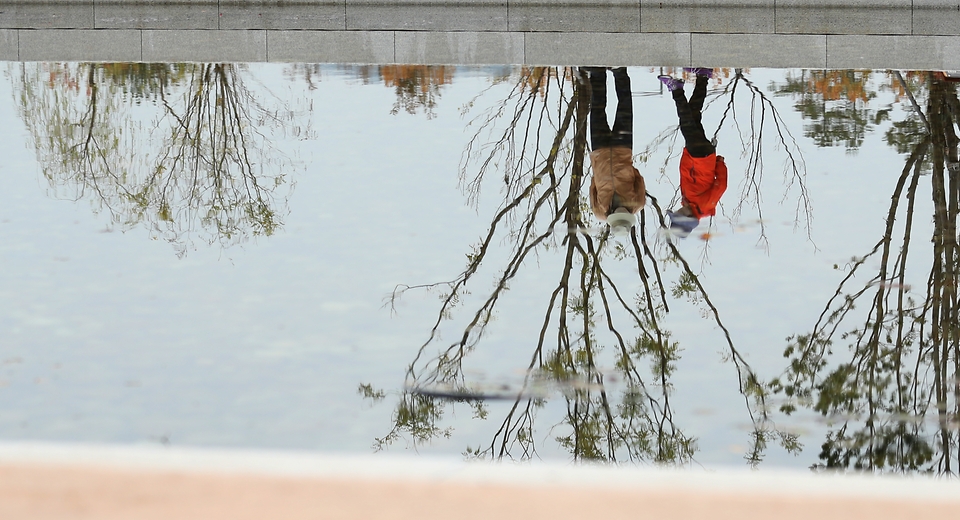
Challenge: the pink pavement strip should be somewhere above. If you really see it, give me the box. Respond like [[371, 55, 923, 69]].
[[1, 442, 958, 520]]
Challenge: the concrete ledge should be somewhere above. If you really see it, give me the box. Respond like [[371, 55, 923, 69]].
[[4, 28, 960, 68], [1, 4, 959, 34], [1, 442, 959, 520]]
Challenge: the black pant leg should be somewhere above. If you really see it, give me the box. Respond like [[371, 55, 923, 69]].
[[689, 74, 709, 116], [672, 87, 715, 158], [610, 68, 633, 149], [589, 70, 612, 150]]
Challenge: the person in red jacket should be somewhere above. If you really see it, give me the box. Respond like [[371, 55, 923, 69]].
[[658, 68, 727, 239]]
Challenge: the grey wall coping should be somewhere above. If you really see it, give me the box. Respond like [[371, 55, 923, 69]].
[[1, 3, 959, 67], [4, 29, 960, 69]]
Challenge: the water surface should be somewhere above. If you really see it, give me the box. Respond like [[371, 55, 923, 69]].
[[1, 63, 957, 474]]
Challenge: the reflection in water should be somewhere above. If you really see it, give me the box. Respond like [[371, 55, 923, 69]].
[[772, 71, 960, 474], [774, 70, 888, 150], [13, 62, 305, 256], [8, 61, 958, 473], [658, 68, 727, 240], [371, 67, 804, 465]]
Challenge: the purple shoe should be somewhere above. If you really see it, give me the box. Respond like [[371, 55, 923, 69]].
[[684, 67, 713, 78], [658, 75, 684, 92]]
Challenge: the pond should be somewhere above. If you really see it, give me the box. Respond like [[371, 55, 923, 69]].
[[0, 63, 957, 474]]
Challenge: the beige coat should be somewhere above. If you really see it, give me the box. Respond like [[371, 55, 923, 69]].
[[589, 146, 646, 220]]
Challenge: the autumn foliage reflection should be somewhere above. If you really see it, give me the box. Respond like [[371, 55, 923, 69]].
[[772, 71, 960, 474]]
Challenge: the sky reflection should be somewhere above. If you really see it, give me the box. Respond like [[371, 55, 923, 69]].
[[0, 63, 957, 474]]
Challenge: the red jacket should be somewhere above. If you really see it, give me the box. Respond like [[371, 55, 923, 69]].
[[680, 149, 727, 219]]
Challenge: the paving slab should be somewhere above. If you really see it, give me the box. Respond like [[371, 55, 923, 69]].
[[220, 1, 347, 30], [525, 32, 689, 67], [776, 0, 910, 6], [913, 7, 960, 36], [2, 443, 960, 520], [913, 0, 960, 5], [692, 33, 827, 68], [0, 27, 16, 59], [18, 28, 140, 60], [266, 29, 393, 62], [507, 5, 640, 33], [142, 29, 267, 61], [346, 5, 508, 31], [776, 7, 911, 34], [826, 34, 960, 69], [94, 2, 218, 30], [395, 31, 523, 64], [640, 6, 774, 33], [0, 2, 94, 29]]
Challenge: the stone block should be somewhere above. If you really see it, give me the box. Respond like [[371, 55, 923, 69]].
[[776, 7, 910, 35], [641, 7, 773, 33], [142, 29, 267, 61], [346, 5, 508, 31], [640, 0, 773, 5], [220, 2, 346, 30], [508, 5, 640, 32], [394, 31, 524, 64], [692, 33, 826, 68], [826, 35, 960, 69], [0, 3, 94, 29], [524, 32, 689, 66], [0, 28, 17, 59], [777, 0, 909, 5], [18, 28, 140, 61], [266, 30, 394, 63], [912, 8, 960, 35], [94, 2, 218, 30], [345, 0, 505, 4]]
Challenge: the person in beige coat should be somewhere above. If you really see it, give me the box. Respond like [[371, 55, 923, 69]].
[[584, 67, 646, 235]]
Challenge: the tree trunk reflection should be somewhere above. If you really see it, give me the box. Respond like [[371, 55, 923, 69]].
[[373, 67, 797, 465], [772, 72, 960, 474]]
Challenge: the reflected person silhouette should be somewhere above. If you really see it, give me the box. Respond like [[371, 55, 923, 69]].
[[658, 68, 727, 239], [584, 67, 646, 236]]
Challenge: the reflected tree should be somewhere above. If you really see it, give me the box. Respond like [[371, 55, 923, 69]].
[[773, 69, 891, 151], [12, 62, 304, 256], [771, 72, 960, 474], [368, 67, 797, 465], [382, 65, 453, 119]]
